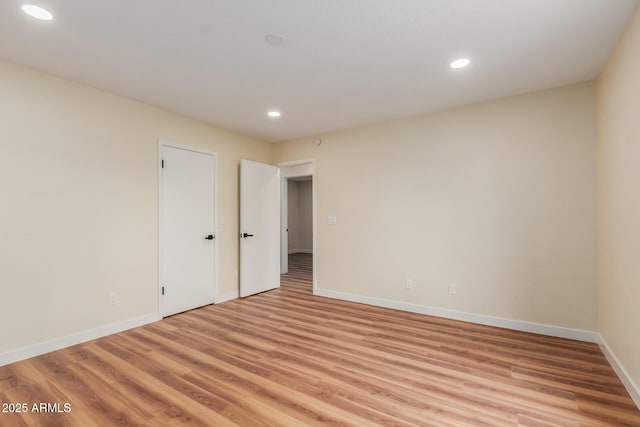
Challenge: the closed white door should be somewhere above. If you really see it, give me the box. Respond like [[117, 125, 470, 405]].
[[161, 145, 216, 316], [240, 159, 280, 297]]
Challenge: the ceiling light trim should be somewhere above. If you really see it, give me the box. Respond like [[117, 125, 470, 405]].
[[21, 4, 53, 20], [450, 58, 471, 69], [265, 34, 285, 46]]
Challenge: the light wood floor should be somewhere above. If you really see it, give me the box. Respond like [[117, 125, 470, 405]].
[[1, 253, 639, 426]]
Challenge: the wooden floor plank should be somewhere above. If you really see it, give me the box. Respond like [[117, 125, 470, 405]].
[[1, 253, 639, 426]]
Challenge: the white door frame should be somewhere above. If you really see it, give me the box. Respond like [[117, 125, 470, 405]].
[[276, 159, 316, 291], [158, 140, 219, 316]]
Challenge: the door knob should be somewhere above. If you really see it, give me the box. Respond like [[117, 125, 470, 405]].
[[204, 234, 214, 240], [241, 233, 254, 238]]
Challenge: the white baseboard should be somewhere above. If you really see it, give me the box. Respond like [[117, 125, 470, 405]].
[[599, 336, 640, 409], [216, 290, 239, 303], [0, 312, 161, 367], [288, 249, 313, 254], [314, 288, 599, 343]]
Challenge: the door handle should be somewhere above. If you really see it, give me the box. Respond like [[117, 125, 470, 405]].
[[204, 234, 215, 240], [241, 233, 254, 238]]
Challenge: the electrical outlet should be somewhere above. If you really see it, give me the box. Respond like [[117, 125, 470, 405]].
[[448, 283, 456, 295], [109, 292, 118, 305], [405, 279, 413, 289]]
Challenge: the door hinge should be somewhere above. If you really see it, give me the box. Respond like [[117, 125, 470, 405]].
[[162, 286, 165, 295], [161, 159, 164, 168]]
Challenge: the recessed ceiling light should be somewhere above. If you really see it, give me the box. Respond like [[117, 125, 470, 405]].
[[267, 111, 281, 118], [21, 4, 53, 20], [265, 34, 284, 46], [450, 58, 470, 69]]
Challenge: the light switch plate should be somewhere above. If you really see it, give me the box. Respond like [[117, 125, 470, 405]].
[[328, 215, 337, 225]]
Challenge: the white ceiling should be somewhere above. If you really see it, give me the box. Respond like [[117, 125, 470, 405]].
[[1, 0, 637, 142]]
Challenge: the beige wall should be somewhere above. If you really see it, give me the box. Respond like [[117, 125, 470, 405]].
[[274, 82, 598, 330], [0, 60, 271, 353], [597, 7, 640, 392]]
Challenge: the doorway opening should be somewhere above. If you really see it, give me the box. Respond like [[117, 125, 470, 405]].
[[279, 161, 315, 293], [283, 176, 313, 292]]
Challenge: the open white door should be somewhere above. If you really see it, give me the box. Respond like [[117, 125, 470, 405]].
[[240, 159, 280, 297], [161, 145, 216, 316]]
